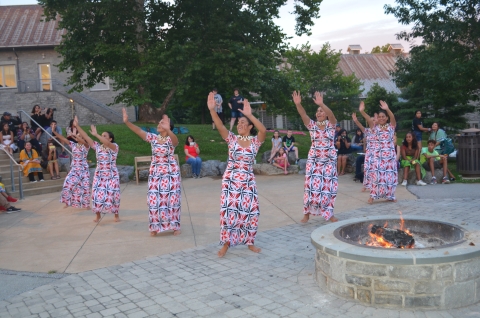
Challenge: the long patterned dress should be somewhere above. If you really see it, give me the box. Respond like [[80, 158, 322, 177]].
[[304, 120, 338, 220], [60, 141, 91, 208], [363, 127, 378, 189], [91, 142, 121, 214], [369, 125, 397, 201], [220, 132, 263, 247], [145, 133, 181, 233]]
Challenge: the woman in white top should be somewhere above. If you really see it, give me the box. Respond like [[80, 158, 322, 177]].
[[0, 122, 16, 155], [268, 130, 283, 163]]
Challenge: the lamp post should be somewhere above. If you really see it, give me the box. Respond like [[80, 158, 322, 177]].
[[69, 99, 75, 118]]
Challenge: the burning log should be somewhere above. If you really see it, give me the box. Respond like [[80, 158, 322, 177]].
[[370, 225, 415, 248]]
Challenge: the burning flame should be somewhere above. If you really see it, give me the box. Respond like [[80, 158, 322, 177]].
[[365, 211, 413, 248]]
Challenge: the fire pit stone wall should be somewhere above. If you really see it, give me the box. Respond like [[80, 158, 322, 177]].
[[312, 215, 480, 309]]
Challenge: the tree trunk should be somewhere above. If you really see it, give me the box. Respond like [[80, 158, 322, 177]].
[[137, 86, 177, 122]]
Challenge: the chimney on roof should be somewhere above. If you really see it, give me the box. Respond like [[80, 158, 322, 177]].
[[388, 44, 404, 55], [347, 45, 362, 55]]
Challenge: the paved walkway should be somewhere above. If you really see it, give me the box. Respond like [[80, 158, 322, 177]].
[[1, 175, 480, 317]]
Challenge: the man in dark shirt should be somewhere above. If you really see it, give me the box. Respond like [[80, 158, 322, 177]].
[[282, 130, 299, 164], [412, 110, 431, 149], [228, 88, 244, 131], [1, 112, 21, 133]]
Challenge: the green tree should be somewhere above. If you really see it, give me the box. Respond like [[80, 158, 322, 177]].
[[370, 43, 390, 54], [282, 43, 363, 122], [385, 0, 479, 129], [39, 0, 323, 122], [364, 83, 398, 113]]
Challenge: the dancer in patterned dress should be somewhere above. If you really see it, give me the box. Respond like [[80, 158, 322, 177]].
[[53, 130, 91, 209], [293, 91, 338, 223], [207, 92, 266, 258], [357, 105, 379, 192], [74, 116, 121, 222], [361, 101, 397, 204], [122, 109, 181, 237]]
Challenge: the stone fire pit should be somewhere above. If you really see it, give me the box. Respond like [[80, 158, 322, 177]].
[[311, 215, 480, 309]]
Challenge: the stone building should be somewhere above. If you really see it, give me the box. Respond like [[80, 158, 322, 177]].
[[0, 5, 135, 128]]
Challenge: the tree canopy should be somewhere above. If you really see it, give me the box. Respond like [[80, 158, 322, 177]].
[[370, 43, 390, 54], [39, 0, 324, 122], [385, 0, 479, 129]]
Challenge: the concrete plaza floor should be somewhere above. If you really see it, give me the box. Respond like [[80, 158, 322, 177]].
[[1, 174, 480, 317]]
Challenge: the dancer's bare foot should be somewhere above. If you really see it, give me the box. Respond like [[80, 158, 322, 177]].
[[361, 187, 366, 192], [150, 231, 157, 237], [300, 214, 310, 223], [329, 216, 338, 222], [248, 245, 261, 253], [368, 198, 374, 204], [173, 230, 181, 236], [388, 199, 397, 203], [93, 213, 101, 223], [63, 204, 69, 209], [218, 244, 229, 258], [114, 214, 120, 222]]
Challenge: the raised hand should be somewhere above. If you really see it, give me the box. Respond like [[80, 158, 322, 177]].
[[159, 114, 171, 131], [73, 116, 79, 127], [238, 99, 251, 117], [359, 101, 365, 112], [89, 125, 98, 136], [207, 92, 216, 111], [292, 91, 302, 105], [122, 108, 129, 123], [379, 100, 389, 110], [312, 91, 324, 106], [352, 112, 357, 121]]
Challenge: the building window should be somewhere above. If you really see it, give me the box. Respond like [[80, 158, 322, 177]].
[[0, 65, 17, 88], [90, 77, 110, 91]]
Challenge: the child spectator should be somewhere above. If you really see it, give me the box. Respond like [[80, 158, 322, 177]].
[[272, 147, 290, 174], [282, 129, 299, 164], [268, 130, 283, 163], [400, 132, 426, 186], [421, 140, 454, 184], [44, 140, 61, 179]]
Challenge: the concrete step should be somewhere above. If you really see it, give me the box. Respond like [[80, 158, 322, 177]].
[[10, 184, 64, 197], [0, 152, 19, 160]]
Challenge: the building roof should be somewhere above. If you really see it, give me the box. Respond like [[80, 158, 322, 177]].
[[338, 52, 409, 98], [0, 5, 65, 48], [347, 45, 362, 52]]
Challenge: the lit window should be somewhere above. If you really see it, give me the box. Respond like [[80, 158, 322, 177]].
[[0, 65, 17, 88], [90, 77, 110, 91]]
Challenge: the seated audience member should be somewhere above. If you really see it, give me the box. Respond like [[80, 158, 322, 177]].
[[351, 128, 364, 151], [335, 129, 351, 175], [421, 139, 455, 184], [0, 112, 21, 133], [268, 130, 283, 163], [334, 123, 342, 141], [0, 182, 20, 212], [400, 132, 426, 186], [184, 135, 202, 178], [19, 141, 45, 182], [44, 139, 61, 179], [0, 122, 17, 154], [17, 122, 41, 152], [272, 147, 290, 175], [40, 120, 62, 147], [66, 119, 77, 142], [282, 129, 299, 164]]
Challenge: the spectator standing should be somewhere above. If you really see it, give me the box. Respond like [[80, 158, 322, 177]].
[[412, 110, 431, 149], [400, 132, 426, 186], [228, 88, 244, 131], [293, 91, 338, 223], [66, 119, 77, 142], [0, 122, 17, 154], [268, 130, 283, 163], [19, 141, 44, 182], [17, 122, 40, 152], [30, 105, 46, 140], [335, 128, 351, 175], [40, 120, 62, 147], [184, 135, 202, 178], [212, 88, 224, 130], [352, 113, 366, 183], [282, 130, 299, 164], [1, 112, 21, 133]]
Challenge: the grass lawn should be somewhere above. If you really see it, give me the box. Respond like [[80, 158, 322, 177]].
[[81, 123, 478, 183]]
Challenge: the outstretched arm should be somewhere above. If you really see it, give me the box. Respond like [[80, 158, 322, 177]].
[[123, 108, 147, 140], [379, 101, 396, 127], [208, 92, 229, 140], [292, 91, 310, 127], [359, 101, 374, 128], [52, 130, 70, 146], [312, 91, 336, 126], [158, 114, 179, 147], [238, 99, 266, 143], [90, 125, 117, 151], [351, 113, 365, 133], [74, 116, 95, 148]]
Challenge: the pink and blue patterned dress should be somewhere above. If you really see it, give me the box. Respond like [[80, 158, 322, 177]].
[[363, 128, 378, 190], [91, 141, 120, 214], [220, 132, 263, 247], [145, 133, 181, 233], [60, 142, 91, 208], [304, 120, 338, 220], [369, 125, 397, 201]]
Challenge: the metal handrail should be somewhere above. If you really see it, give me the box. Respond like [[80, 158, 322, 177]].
[[17, 110, 73, 156], [0, 147, 24, 200]]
